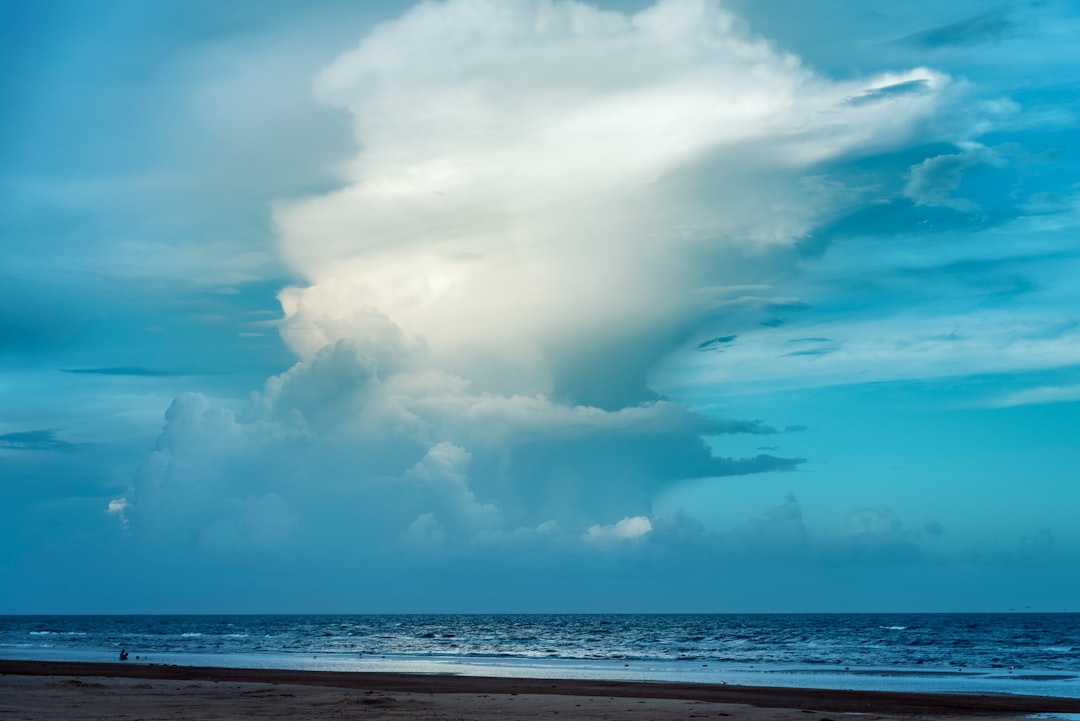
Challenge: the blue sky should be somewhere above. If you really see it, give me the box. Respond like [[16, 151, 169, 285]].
[[3, 0, 1079, 613]]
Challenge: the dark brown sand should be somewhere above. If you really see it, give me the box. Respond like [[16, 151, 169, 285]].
[[3, 660, 1080, 721]]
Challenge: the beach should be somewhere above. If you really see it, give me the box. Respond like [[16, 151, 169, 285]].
[[4, 661, 1080, 721]]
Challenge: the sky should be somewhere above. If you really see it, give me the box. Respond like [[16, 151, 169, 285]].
[[2, 0, 1079, 613]]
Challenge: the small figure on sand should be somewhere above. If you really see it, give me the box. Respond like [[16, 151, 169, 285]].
[[119, 649, 129, 661]]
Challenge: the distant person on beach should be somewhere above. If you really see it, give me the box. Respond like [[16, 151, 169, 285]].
[[119, 649, 129, 661]]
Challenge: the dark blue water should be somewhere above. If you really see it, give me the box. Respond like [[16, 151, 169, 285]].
[[3, 614, 1078, 696]]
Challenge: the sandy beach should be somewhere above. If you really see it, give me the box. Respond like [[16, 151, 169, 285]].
[[3, 660, 1080, 721]]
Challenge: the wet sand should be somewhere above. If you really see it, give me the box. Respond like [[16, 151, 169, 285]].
[[3, 660, 1080, 720]]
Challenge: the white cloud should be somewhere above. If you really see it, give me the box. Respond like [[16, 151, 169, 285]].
[[401, 442, 503, 537], [986, 384, 1080, 408], [904, 143, 1007, 212], [585, 515, 653, 543], [406, 512, 447, 545], [128, 0, 960, 560], [106, 497, 130, 532], [131, 393, 307, 547], [275, 0, 950, 397], [663, 306, 1080, 397]]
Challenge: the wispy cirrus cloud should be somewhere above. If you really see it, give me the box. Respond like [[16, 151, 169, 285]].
[[62, 367, 195, 377], [985, 384, 1080, 408], [0, 429, 77, 453], [898, 10, 1014, 49]]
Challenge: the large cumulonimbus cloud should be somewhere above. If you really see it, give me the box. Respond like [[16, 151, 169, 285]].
[[131, 0, 954, 555], [276, 0, 948, 401]]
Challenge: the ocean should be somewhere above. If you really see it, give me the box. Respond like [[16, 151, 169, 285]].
[[2, 613, 1077, 698]]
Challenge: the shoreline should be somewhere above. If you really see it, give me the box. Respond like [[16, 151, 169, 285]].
[[4, 660, 1080, 717]]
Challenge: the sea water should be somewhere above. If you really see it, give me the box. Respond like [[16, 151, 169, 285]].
[[2, 613, 1077, 697]]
